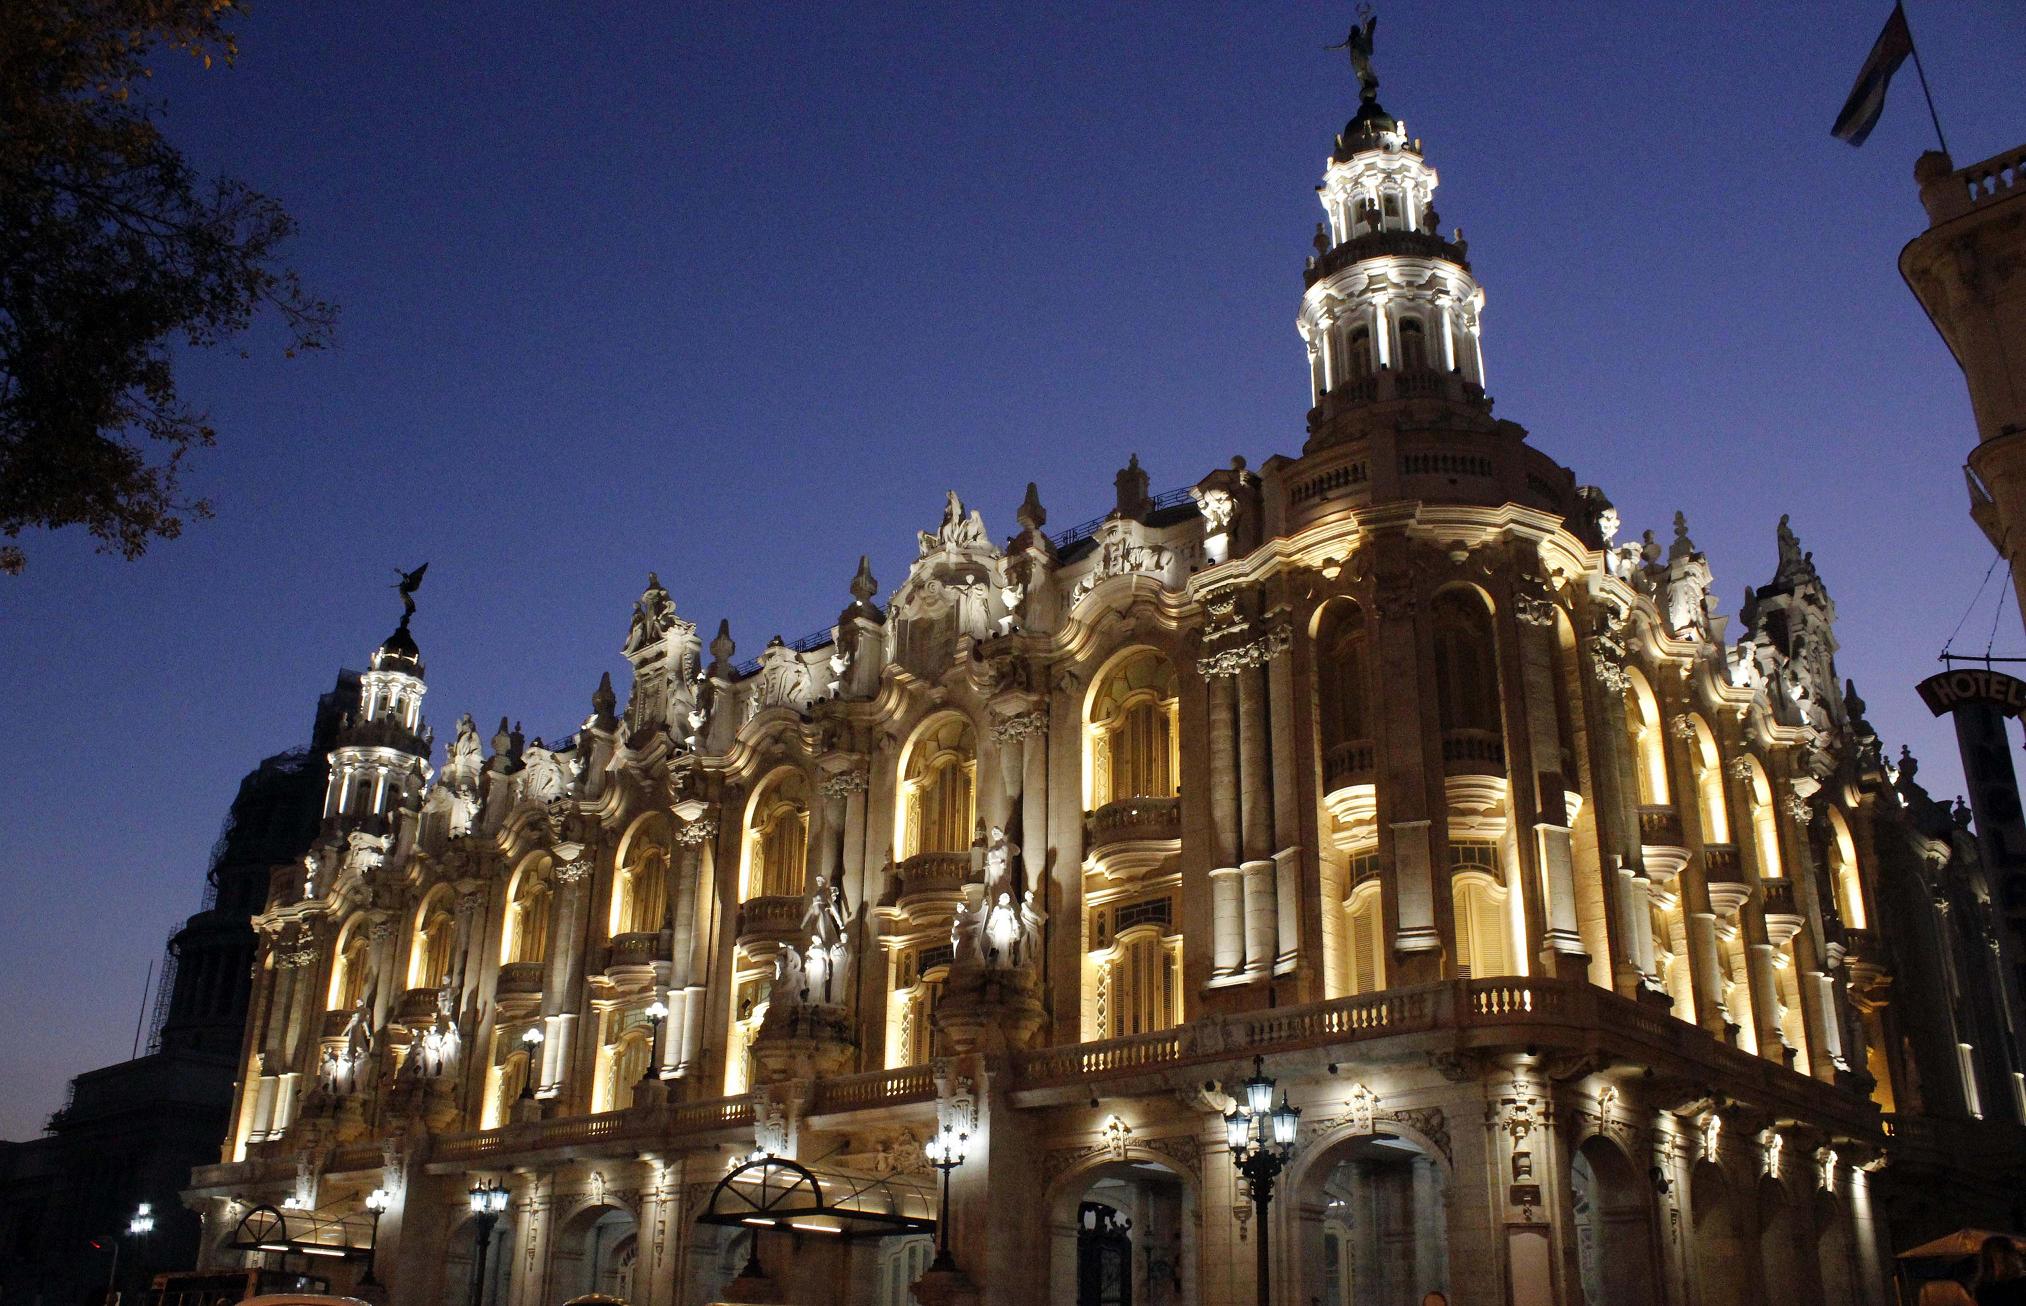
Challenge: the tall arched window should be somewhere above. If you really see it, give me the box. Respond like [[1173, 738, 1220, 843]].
[[1431, 588, 1500, 736], [1085, 650, 1179, 809], [612, 832, 671, 936], [488, 1049, 530, 1128], [743, 769, 811, 901], [328, 921, 370, 1011], [1743, 758, 1783, 880], [1345, 880, 1386, 995], [1315, 600, 1373, 789], [1397, 316, 1429, 371], [407, 888, 456, 990], [1624, 670, 1669, 806], [1344, 324, 1374, 383], [602, 1029, 653, 1113], [1827, 807, 1866, 930], [899, 716, 976, 858], [1687, 715, 1729, 843], [503, 862, 552, 966], [1452, 870, 1513, 979]]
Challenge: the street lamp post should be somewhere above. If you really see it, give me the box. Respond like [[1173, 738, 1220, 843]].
[[361, 1188, 392, 1289], [466, 1180, 510, 1306], [642, 1000, 669, 1084], [518, 1025, 545, 1101], [1224, 1056, 1301, 1305], [104, 1203, 154, 1304], [922, 1124, 970, 1272]]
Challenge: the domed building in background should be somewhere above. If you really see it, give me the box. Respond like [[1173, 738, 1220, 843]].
[[181, 45, 2026, 1306]]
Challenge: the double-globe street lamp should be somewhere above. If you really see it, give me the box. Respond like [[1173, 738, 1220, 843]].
[[923, 1125, 970, 1272], [1224, 1056, 1301, 1305], [361, 1187, 392, 1289], [466, 1180, 511, 1306]]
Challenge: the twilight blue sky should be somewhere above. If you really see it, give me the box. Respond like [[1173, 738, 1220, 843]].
[[0, 3, 2020, 1139]]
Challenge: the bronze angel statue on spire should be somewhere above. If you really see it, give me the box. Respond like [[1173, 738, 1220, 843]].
[[1327, 8, 1380, 101]]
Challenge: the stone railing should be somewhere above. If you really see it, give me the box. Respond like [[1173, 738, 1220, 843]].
[[1440, 728, 1505, 776], [895, 852, 972, 904], [1323, 740, 1376, 791], [431, 1094, 757, 1165], [495, 962, 544, 997], [608, 930, 667, 969], [396, 986, 441, 1022], [1636, 805, 1685, 849], [1703, 844, 1744, 884], [1921, 143, 2026, 223], [1084, 796, 1182, 848], [1761, 878, 1799, 920], [812, 1064, 938, 1114], [736, 895, 803, 940]]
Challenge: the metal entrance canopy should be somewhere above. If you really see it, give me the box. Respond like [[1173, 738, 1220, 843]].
[[698, 1156, 935, 1240], [226, 1202, 372, 1260]]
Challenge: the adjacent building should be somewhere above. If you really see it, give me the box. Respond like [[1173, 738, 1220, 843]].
[[0, 679, 351, 1305], [181, 55, 2026, 1306]]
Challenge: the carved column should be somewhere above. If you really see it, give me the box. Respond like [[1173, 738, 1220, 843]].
[[1374, 567, 1439, 967], [1205, 667, 1245, 980], [669, 812, 718, 1080]]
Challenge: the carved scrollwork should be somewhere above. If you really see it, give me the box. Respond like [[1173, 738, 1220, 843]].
[[816, 769, 870, 802], [1194, 625, 1293, 679], [675, 816, 719, 846], [989, 709, 1048, 745]]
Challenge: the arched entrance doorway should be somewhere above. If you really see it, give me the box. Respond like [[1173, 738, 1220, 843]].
[[553, 1204, 638, 1303], [440, 1215, 514, 1306], [1759, 1179, 1824, 1306], [1690, 1163, 1752, 1306], [1814, 1194, 1860, 1303], [1294, 1131, 1448, 1306], [1571, 1135, 1659, 1306], [1048, 1159, 1193, 1306]]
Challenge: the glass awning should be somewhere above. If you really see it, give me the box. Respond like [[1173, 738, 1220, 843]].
[[698, 1156, 935, 1240]]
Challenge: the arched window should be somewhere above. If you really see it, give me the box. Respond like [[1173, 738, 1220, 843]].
[[743, 769, 810, 901], [408, 888, 456, 989], [1090, 894, 1183, 1039], [899, 716, 976, 858], [1743, 758, 1783, 880], [887, 944, 950, 1068], [1624, 670, 1670, 806], [1345, 879, 1386, 995], [488, 1049, 530, 1128], [503, 863, 552, 966], [1344, 324, 1374, 383], [1085, 650, 1179, 809], [1397, 316, 1429, 371], [613, 833, 670, 936], [727, 971, 773, 1093], [603, 1029, 653, 1113], [1452, 870, 1513, 979], [328, 921, 370, 1011], [1431, 589, 1500, 735], [1827, 807, 1865, 930], [1688, 715, 1730, 843], [1315, 600, 1373, 788]]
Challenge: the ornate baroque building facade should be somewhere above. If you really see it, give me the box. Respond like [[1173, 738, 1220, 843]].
[[187, 67, 2026, 1306]]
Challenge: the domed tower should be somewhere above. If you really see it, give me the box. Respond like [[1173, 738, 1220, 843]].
[[321, 606, 432, 835], [1287, 39, 1576, 530]]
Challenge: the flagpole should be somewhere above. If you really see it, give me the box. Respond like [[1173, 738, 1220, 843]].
[[1899, 1, 1952, 156]]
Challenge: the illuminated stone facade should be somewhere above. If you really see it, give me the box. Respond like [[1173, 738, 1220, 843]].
[[186, 78, 2026, 1306]]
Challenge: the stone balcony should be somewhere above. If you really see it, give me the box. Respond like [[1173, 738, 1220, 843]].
[[1084, 796, 1182, 850], [1636, 805, 1684, 849], [893, 852, 972, 915], [1440, 728, 1505, 778], [736, 895, 803, 946], [495, 962, 544, 997], [395, 986, 440, 1023], [1322, 740, 1376, 793], [1703, 844, 1743, 885]]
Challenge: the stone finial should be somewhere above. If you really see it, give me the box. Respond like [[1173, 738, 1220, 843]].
[[591, 671, 617, 724], [1669, 510, 1697, 562], [1017, 482, 1047, 533], [709, 619, 736, 677], [850, 555, 878, 604]]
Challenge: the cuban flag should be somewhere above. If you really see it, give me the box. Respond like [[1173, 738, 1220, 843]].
[[1832, 4, 1915, 146]]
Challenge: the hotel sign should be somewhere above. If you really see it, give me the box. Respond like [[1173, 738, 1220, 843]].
[[1916, 668, 2026, 717]]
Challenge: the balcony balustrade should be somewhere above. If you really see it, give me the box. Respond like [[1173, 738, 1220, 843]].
[[1440, 728, 1505, 777], [1084, 796, 1182, 850]]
